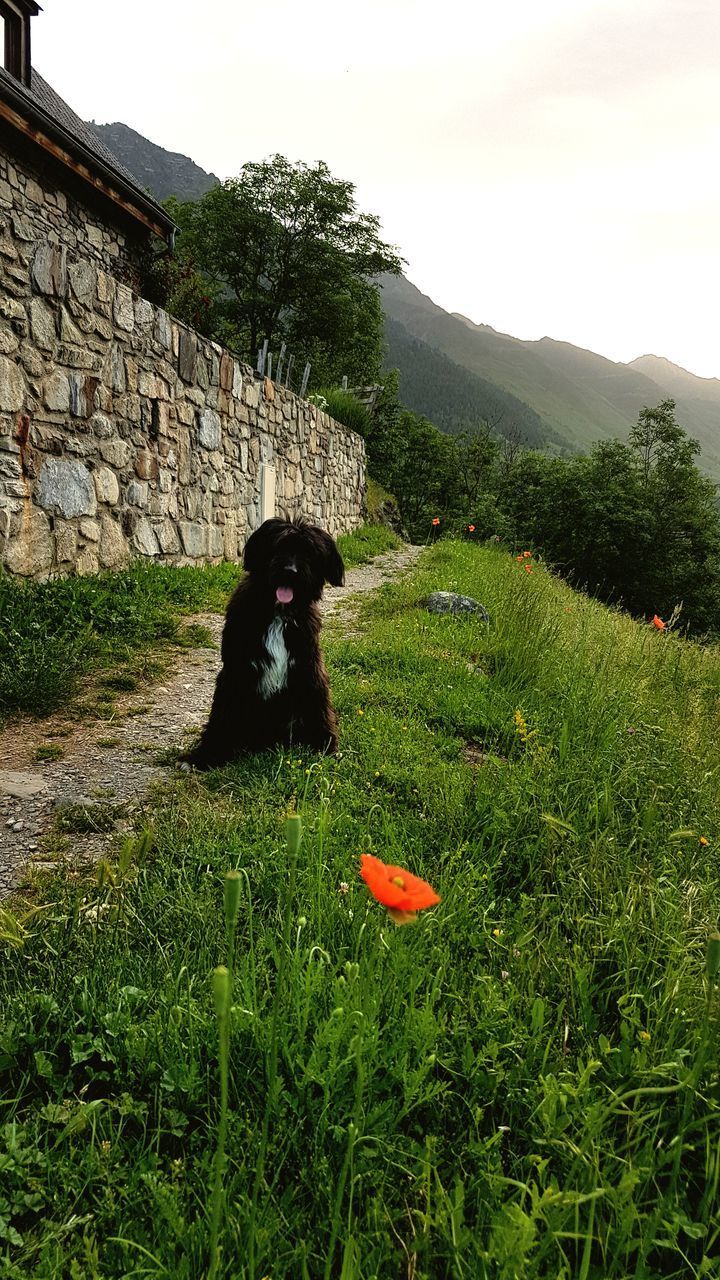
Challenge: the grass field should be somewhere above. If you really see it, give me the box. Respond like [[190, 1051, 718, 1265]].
[[1, 541, 719, 1278], [0, 524, 399, 723]]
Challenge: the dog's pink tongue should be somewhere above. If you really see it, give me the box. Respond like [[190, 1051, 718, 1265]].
[[276, 585, 294, 604]]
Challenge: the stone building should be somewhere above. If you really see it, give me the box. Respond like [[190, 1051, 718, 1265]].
[[0, 1, 365, 577]]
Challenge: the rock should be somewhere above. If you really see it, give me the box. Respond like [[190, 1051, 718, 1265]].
[[68, 259, 96, 303], [133, 517, 160, 556], [94, 466, 119, 505], [4, 508, 52, 575], [157, 519, 180, 553], [31, 242, 66, 296], [79, 518, 100, 542], [0, 354, 25, 410], [99, 513, 129, 569], [37, 458, 97, 518], [55, 521, 78, 562], [178, 329, 197, 382], [197, 407, 221, 449], [0, 771, 49, 799], [30, 297, 56, 350], [43, 370, 70, 412], [113, 285, 135, 331], [135, 449, 159, 481], [179, 521, 207, 557], [100, 438, 131, 468], [425, 592, 490, 621]]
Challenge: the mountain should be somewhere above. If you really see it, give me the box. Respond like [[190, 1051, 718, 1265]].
[[380, 275, 720, 477], [383, 317, 565, 452], [86, 122, 219, 203]]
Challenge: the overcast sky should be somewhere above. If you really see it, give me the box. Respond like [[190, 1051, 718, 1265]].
[[32, 0, 720, 377]]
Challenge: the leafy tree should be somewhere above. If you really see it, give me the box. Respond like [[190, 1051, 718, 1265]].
[[167, 157, 403, 384]]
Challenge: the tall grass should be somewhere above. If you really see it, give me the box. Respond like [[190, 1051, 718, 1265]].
[[0, 543, 719, 1277]]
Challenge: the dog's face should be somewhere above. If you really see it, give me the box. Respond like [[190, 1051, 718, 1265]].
[[243, 518, 345, 609]]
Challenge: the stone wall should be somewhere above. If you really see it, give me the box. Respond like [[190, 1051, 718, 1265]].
[[0, 165, 366, 579], [0, 138, 145, 286]]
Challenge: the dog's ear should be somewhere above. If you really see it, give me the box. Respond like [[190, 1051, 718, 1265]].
[[243, 519, 286, 574], [308, 527, 345, 587]]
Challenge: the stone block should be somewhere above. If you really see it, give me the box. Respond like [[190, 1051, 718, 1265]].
[[91, 412, 113, 439], [31, 242, 66, 296], [37, 458, 96, 518], [0, 324, 18, 356], [178, 328, 197, 382], [126, 480, 149, 507], [133, 517, 160, 557], [135, 449, 159, 481], [157, 520, 180, 553], [155, 309, 172, 349], [197, 407, 221, 450], [79, 518, 100, 542], [42, 370, 70, 412], [68, 260, 96, 303], [0, 355, 25, 411], [99, 513, 129, 569], [75, 547, 99, 575], [4, 507, 52, 575], [94, 466, 119, 504], [179, 521, 207, 557], [113, 285, 135, 331], [54, 521, 78, 563]]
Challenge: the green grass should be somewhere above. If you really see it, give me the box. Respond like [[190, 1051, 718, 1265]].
[[0, 561, 243, 724], [1, 543, 719, 1277], [0, 528, 395, 725], [336, 522, 401, 567]]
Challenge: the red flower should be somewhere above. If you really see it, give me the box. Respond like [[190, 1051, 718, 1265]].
[[360, 854, 440, 926], [523, 550, 532, 558], [516, 554, 523, 562], [652, 615, 666, 631], [431, 517, 440, 527], [524, 564, 532, 573], [468, 524, 475, 533]]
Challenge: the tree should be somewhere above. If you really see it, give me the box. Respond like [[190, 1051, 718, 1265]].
[[167, 157, 403, 385]]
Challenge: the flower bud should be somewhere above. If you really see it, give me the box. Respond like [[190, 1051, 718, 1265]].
[[285, 813, 303, 857], [212, 965, 232, 1018], [706, 932, 720, 981], [224, 870, 242, 933]]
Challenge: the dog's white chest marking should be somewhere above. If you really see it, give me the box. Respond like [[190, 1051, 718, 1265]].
[[259, 617, 290, 698]]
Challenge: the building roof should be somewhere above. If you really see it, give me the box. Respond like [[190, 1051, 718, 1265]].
[[0, 63, 175, 240]]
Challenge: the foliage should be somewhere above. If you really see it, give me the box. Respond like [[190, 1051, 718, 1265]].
[[1, 544, 719, 1276], [314, 388, 372, 437], [0, 561, 242, 722], [166, 157, 403, 386], [335, 523, 400, 567]]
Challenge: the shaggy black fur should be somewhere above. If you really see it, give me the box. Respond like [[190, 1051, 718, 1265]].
[[183, 518, 345, 770]]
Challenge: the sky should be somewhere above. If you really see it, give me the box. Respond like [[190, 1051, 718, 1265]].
[[30, 0, 720, 378]]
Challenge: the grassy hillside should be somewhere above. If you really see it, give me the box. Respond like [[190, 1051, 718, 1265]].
[[2, 545, 719, 1278]]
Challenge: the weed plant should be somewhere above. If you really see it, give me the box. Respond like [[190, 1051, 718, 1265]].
[[1, 543, 719, 1277]]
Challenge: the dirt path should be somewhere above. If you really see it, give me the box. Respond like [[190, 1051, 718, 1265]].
[[0, 544, 423, 897]]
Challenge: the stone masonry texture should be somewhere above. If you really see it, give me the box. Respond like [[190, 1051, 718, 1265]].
[[0, 143, 366, 578]]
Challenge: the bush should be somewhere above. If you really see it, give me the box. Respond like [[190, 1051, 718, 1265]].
[[315, 388, 372, 437]]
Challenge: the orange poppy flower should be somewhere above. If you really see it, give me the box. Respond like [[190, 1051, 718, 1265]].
[[652, 615, 666, 630], [431, 517, 440, 527], [516, 554, 523, 562], [523, 550, 532, 558], [524, 565, 532, 573], [468, 524, 475, 532], [360, 854, 440, 926]]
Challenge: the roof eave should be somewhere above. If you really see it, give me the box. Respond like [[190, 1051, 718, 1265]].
[[0, 73, 176, 242]]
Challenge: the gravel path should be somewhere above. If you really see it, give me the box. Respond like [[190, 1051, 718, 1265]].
[[0, 543, 423, 897]]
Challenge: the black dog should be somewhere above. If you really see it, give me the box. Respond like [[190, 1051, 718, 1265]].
[[183, 518, 345, 770]]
